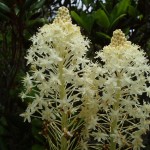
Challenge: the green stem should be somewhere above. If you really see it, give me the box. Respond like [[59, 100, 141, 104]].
[[58, 61, 68, 150], [110, 75, 121, 150], [61, 113, 68, 150], [110, 112, 118, 150]]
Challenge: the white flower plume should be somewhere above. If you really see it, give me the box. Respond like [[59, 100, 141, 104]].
[[20, 6, 91, 150], [86, 29, 150, 149]]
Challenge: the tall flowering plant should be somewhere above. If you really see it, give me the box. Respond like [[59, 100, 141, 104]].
[[20, 6, 150, 150], [20, 6, 91, 150], [81, 29, 150, 150]]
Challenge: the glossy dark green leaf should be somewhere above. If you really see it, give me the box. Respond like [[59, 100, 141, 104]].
[[26, 18, 46, 28], [23, 0, 37, 10], [94, 9, 110, 29], [30, 0, 46, 11], [99, 1, 109, 16], [96, 31, 111, 39], [110, 0, 130, 23], [71, 11, 85, 27], [117, 0, 130, 16], [0, 0, 16, 7], [80, 13, 94, 33], [81, 0, 92, 5], [110, 14, 126, 29], [0, 2, 11, 13], [71, 11, 94, 32]]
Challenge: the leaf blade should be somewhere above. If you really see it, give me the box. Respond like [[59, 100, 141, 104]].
[[94, 9, 110, 29]]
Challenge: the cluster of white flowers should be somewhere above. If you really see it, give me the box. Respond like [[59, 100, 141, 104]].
[[20, 6, 91, 150], [20, 6, 150, 150], [81, 29, 150, 149]]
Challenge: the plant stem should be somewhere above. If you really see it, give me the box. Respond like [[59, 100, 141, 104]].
[[58, 61, 68, 150], [110, 117, 117, 150], [110, 75, 121, 150], [61, 113, 68, 150]]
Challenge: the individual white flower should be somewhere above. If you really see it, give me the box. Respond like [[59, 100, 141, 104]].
[[22, 73, 33, 89], [41, 107, 56, 121], [92, 131, 108, 142], [80, 138, 88, 150], [20, 104, 35, 122]]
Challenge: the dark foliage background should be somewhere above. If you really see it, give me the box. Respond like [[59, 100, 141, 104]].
[[0, 0, 149, 149]]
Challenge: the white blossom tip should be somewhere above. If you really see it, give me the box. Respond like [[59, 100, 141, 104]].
[[110, 29, 130, 48], [53, 6, 71, 24]]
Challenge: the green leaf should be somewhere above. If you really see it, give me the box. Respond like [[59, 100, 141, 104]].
[[71, 11, 84, 26], [81, 0, 92, 5], [110, 0, 130, 23], [32, 144, 45, 150], [71, 11, 94, 33], [81, 13, 94, 33], [26, 18, 46, 28], [23, 0, 37, 10], [116, 0, 130, 16], [96, 32, 111, 39], [94, 9, 110, 29], [110, 14, 126, 29], [30, 0, 46, 11], [0, 2, 11, 13], [128, 5, 137, 17], [99, 1, 109, 16]]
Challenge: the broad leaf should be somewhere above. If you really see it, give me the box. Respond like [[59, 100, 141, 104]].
[[23, 0, 37, 10], [110, 14, 126, 29], [71, 11, 94, 33], [81, 13, 94, 33], [110, 0, 130, 23], [30, 0, 46, 11], [26, 18, 46, 29], [116, 0, 130, 16], [81, 0, 92, 6], [0, 2, 10, 14], [128, 5, 138, 17], [71, 11, 84, 27], [94, 9, 110, 29], [99, 1, 109, 16]]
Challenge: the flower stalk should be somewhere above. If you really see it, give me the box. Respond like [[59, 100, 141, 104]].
[[110, 76, 121, 150], [58, 61, 68, 150]]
